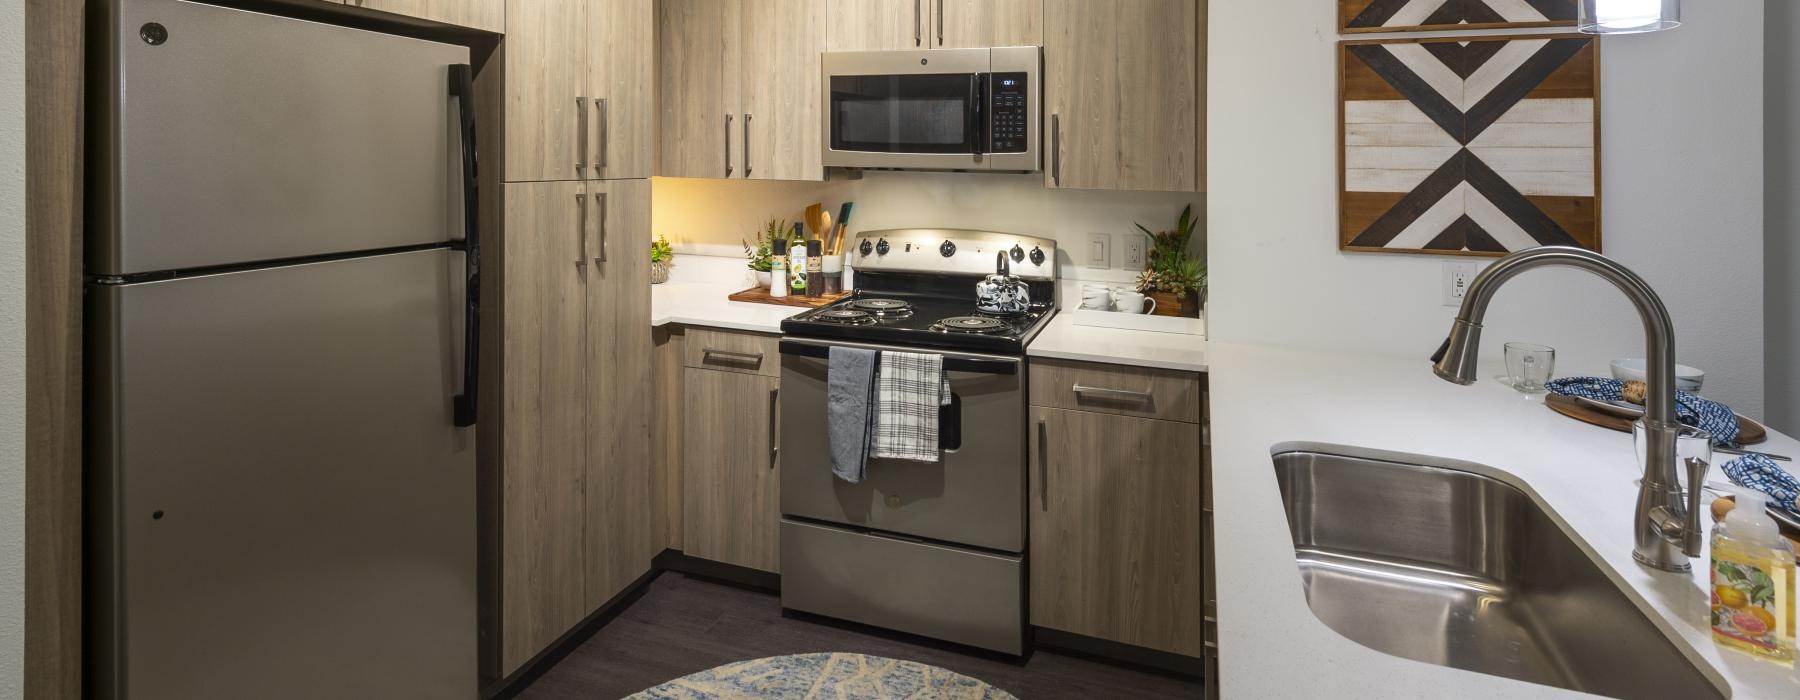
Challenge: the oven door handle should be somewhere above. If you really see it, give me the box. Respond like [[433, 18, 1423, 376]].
[[777, 338, 1019, 375]]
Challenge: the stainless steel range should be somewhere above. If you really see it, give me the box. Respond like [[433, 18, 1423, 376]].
[[778, 229, 1056, 655]]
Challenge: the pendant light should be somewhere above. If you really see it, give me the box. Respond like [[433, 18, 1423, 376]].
[[1579, 0, 1680, 34]]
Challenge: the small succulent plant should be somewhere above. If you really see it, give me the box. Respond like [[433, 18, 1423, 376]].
[[742, 219, 789, 272], [1133, 204, 1205, 295], [651, 235, 674, 264]]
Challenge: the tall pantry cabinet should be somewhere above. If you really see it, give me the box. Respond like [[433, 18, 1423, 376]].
[[493, 0, 655, 679]]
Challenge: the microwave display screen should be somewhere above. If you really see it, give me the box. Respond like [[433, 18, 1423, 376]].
[[830, 74, 978, 154]]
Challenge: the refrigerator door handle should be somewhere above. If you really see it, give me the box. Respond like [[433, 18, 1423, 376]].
[[450, 64, 480, 427]]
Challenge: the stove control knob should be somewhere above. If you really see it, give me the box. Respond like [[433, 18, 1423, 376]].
[[875, 238, 890, 256], [859, 239, 874, 257], [940, 240, 957, 257], [1010, 244, 1025, 263], [1029, 246, 1046, 266]]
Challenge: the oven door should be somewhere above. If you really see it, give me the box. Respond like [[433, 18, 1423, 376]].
[[778, 338, 1025, 553], [823, 48, 990, 171]]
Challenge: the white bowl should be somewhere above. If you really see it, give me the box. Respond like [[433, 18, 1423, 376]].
[[1610, 358, 1705, 393]]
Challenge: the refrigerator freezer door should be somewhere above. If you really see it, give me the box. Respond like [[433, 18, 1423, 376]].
[[88, 249, 475, 699], [92, 0, 470, 275]]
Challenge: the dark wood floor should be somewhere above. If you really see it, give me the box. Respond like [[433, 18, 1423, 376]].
[[516, 573, 1203, 699]]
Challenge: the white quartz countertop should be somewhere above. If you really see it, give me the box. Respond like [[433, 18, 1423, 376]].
[[650, 280, 802, 334], [1208, 342, 1800, 699], [1025, 311, 1208, 372]]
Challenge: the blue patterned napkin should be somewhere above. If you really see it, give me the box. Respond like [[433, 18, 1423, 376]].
[[1545, 377, 1742, 446], [1722, 453, 1800, 518]]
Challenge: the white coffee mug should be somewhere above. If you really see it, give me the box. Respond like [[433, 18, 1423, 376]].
[[1080, 283, 1113, 310], [1113, 291, 1156, 314]]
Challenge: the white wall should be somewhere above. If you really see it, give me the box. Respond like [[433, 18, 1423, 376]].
[[0, 0, 26, 696], [1209, 1, 1767, 415], [1769, 2, 1799, 434], [651, 172, 1202, 285]]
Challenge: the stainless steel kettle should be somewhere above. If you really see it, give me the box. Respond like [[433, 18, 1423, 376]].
[[976, 251, 1031, 315]]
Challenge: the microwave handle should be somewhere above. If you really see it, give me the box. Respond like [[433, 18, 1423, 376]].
[[969, 73, 987, 157]]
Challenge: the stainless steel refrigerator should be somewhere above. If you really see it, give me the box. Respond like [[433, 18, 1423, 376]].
[[87, 1, 480, 697]]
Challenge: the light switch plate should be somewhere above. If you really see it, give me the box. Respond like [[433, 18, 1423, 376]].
[[1122, 235, 1145, 271], [1087, 233, 1111, 269]]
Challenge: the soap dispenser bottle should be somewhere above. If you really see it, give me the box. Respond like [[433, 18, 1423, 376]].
[[1710, 484, 1796, 664]]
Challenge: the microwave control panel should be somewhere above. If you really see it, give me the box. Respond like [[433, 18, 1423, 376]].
[[989, 72, 1029, 153]]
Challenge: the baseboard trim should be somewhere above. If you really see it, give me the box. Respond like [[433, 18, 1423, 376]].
[[652, 549, 780, 592], [1031, 627, 1204, 680], [481, 567, 662, 699]]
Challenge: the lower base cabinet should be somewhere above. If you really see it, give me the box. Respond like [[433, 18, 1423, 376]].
[[681, 360, 782, 573], [1028, 360, 1204, 658]]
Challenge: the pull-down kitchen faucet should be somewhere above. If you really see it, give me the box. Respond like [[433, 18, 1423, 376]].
[[1430, 246, 1706, 573]]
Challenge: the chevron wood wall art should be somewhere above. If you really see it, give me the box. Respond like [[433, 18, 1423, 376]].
[[1341, 0, 1577, 33], [1338, 34, 1600, 257]]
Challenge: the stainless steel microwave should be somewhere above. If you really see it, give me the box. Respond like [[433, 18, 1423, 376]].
[[822, 46, 1041, 172]]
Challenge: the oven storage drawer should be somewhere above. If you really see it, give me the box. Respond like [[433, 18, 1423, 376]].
[[780, 518, 1024, 655]]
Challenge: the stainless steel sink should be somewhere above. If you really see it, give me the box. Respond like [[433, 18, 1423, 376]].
[[1273, 450, 1727, 699]]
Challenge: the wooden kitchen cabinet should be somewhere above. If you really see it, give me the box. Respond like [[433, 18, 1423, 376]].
[[499, 181, 589, 674], [824, 0, 920, 51], [497, 180, 655, 675], [827, 0, 1039, 50], [1028, 361, 1203, 657], [505, 0, 654, 182], [345, 0, 504, 32], [582, 179, 655, 610], [932, 0, 1042, 48], [1044, 0, 1200, 192], [658, 0, 822, 181], [682, 364, 782, 573]]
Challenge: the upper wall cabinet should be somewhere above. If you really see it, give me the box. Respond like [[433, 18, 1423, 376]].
[[658, 0, 823, 181], [826, 0, 1040, 51], [505, 0, 654, 182], [340, 0, 504, 32], [1044, 0, 1199, 192]]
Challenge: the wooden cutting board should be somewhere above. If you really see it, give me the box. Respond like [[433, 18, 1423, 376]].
[[726, 286, 848, 308], [1545, 393, 1768, 445]]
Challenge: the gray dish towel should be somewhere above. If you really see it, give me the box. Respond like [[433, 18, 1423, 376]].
[[872, 351, 950, 463], [827, 346, 880, 483]]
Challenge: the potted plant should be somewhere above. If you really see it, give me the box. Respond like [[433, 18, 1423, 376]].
[[650, 234, 673, 285], [742, 218, 787, 288], [1133, 204, 1206, 318]]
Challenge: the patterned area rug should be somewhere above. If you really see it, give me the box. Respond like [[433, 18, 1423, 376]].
[[626, 652, 1017, 699]]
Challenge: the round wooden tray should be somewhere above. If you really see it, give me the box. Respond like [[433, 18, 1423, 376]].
[[1545, 393, 1768, 445]]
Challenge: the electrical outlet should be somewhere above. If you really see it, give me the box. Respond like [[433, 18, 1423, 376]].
[[1086, 233, 1111, 269], [1443, 262, 1479, 307], [1121, 235, 1145, 271]]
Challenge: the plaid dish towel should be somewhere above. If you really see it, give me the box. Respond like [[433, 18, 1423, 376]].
[[871, 351, 951, 463]]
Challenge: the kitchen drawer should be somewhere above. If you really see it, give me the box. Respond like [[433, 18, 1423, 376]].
[[780, 518, 1024, 655], [1028, 358, 1203, 423], [684, 328, 781, 377]]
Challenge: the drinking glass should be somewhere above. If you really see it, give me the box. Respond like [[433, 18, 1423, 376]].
[[1504, 342, 1556, 394], [1633, 419, 1712, 490]]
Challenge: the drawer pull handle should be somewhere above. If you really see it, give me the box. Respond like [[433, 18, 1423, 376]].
[[703, 348, 763, 364], [1037, 417, 1048, 512], [768, 387, 780, 468], [1072, 384, 1153, 402]]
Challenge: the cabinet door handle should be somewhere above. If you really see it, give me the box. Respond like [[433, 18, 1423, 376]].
[[914, 0, 922, 46], [936, 0, 944, 45], [576, 96, 588, 175], [742, 113, 753, 178], [768, 387, 781, 468], [593, 192, 608, 264], [1051, 113, 1061, 186], [574, 192, 588, 268], [595, 98, 609, 171], [1037, 417, 1048, 511], [702, 348, 763, 364], [1073, 384, 1153, 403], [724, 114, 734, 177]]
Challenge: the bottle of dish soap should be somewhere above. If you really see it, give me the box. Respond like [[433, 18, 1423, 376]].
[[1710, 484, 1796, 665]]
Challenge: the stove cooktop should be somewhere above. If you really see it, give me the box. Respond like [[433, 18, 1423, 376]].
[[781, 291, 1054, 355]]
